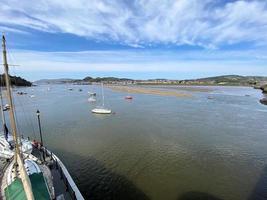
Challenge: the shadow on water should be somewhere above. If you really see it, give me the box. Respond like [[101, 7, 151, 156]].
[[54, 150, 267, 200], [177, 191, 222, 200], [58, 151, 150, 200], [176, 165, 267, 200], [248, 166, 267, 200]]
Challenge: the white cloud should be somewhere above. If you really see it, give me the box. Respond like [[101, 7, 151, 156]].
[[2, 49, 265, 77], [0, 25, 29, 35], [0, 0, 267, 48]]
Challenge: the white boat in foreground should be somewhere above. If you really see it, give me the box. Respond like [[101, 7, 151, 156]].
[[92, 108, 112, 114], [0, 133, 32, 159]]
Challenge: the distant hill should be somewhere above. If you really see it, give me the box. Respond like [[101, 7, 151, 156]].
[[34, 78, 81, 84], [0, 74, 32, 86], [35, 77, 133, 84], [178, 75, 267, 86], [82, 76, 133, 82], [35, 75, 267, 86]]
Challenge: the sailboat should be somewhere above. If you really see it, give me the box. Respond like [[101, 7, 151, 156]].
[[0, 35, 84, 200], [92, 83, 112, 114]]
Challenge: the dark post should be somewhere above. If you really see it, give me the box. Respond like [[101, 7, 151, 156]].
[[36, 110, 44, 146], [36, 109, 46, 161]]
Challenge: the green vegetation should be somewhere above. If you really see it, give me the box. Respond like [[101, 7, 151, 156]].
[[35, 77, 133, 84], [82, 76, 133, 83], [35, 75, 267, 87], [0, 74, 32, 86], [176, 75, 267, 86], [260, 84, 267, 93]]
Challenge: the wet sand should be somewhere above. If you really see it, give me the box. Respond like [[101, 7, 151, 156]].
[[107, 85, 193, 98]]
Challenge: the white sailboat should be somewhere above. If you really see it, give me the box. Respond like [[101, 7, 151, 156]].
[[0, 35, 84, 200], [92, 83, 112, 114]]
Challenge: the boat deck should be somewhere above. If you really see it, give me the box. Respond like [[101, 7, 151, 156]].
[[31, 147, 74, 200], [0, 147, 81, 200], [0, 158, 9, 199]]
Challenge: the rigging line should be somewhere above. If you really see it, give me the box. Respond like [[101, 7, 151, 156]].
[[10, 57, 38, 140], [0, 76, 8, 135], [5, 45, 37, 144], [7, 50, 38, 140], [0, 73, 6, 130], [5, 44, 21, 131]]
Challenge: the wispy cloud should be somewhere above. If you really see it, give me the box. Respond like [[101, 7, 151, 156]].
[[0, 25, 29, 35], [0, 0, 267, 48], [3, 49, 266, 77]]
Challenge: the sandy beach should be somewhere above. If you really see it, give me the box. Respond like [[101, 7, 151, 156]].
[[108, 85, 193, 98]]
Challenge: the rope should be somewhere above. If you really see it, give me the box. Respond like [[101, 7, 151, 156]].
[[5, 42, 38, 143]]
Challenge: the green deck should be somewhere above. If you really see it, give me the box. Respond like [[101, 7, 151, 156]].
[[4, 172, 50, 200]]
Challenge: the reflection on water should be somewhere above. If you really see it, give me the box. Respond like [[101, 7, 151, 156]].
[[1, 85, 267, 200]]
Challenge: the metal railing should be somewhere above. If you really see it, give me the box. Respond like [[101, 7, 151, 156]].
[[41, 146, 84, 200]]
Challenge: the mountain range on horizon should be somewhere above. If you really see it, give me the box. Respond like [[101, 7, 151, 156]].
[[34, 75, 267, 86]]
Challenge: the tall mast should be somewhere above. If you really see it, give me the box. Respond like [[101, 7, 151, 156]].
[[101, 82, 104, 107], [2, 35, 35, 200], [2, 35, 19, 163], [0, 84, 7, 132]]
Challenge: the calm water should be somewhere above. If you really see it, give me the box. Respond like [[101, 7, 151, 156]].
[[2, 85, 267, 200]]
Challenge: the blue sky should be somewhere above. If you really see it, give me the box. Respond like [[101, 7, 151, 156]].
[[0, 0, 267, 81]]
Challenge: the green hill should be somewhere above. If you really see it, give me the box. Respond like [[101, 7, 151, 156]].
[[0, 74, 32, 86], [179, 75, 267, 86]]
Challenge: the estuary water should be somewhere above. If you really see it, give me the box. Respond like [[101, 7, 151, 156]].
[[1, 85, 267, 200]]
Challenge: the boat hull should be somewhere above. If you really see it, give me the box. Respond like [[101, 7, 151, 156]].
[[91, 108, 112, 114], [125, 96, 133, 100]]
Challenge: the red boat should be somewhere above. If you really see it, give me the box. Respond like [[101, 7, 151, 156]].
[[125, 96, 133, 100]]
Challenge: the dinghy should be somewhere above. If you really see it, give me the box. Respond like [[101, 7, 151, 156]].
[[125, 95, 133, 100]]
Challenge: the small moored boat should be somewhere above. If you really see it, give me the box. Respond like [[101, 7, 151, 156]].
[[92, 108, 112, 114], [88, 92, 96, 96], [125, 95, 133, 100]]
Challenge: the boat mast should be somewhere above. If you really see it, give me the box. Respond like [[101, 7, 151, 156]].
[[0, 84, 7, 133], [2, 35, 35, 200], [102, 82, 105, 107]]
